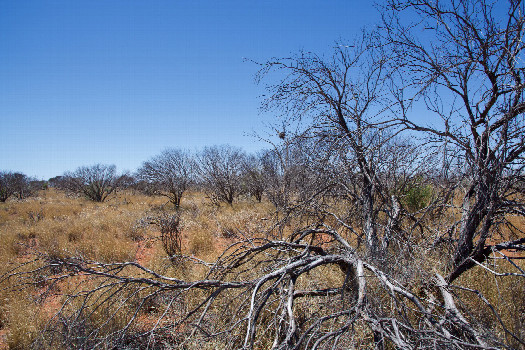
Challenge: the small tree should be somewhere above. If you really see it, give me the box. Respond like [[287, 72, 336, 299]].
[[0, 171, 36, 201], [11, 172, 35, 199], [0, 171, 16, 202], [62, 164, 122, 202], [137, 149, 193, 208], [198, 145, 246, 205], [242, 153, 267, 202]]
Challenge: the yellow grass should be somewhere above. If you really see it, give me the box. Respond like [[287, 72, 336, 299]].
[[0, 188, 523, 349], [0, 189, 276, 348]]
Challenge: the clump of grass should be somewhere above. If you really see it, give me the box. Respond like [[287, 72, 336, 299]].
[[188, 229, 214, 257], [127, 222, 147, 242], [29, 204, 137, 263], [4, 291, 46, 349], [0, 190, 175, 347]]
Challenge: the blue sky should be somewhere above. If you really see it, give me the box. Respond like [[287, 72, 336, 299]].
[[1, 1, 379, 179]]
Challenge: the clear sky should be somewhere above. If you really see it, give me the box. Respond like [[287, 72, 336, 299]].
[[1, 1, 379, 180]]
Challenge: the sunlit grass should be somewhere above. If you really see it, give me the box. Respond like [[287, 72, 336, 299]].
[[0, 188, 522, 348], [0, 189, 277, 348]]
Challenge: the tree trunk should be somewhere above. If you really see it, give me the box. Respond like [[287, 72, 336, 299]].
[[449, 179, 495, 282], [362, 181, 379, 258]]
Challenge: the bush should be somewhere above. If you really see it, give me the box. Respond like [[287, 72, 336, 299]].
[[140, 213, 183, 263], [0, 171, 36, 202], [401, 183, 433, 212], [137, 149, 194, 208], [62, 164, 124, 202]]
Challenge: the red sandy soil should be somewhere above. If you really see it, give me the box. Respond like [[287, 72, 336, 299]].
[[0, 236, 160, 349]]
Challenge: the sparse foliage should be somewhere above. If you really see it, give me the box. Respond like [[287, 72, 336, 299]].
[[259, 143, 300, 210], [137, 149, 193, 208], [242, 153, 267, 202], [0, 171, 36, 201], [258, 37, 411, 259], [62, 164, 123, 202], [48, 175, 67, 189], [383, 0, 525, 281], [198, 145, 246, 205], [140, 213, 183, 263], [0, 171, 17, 202]]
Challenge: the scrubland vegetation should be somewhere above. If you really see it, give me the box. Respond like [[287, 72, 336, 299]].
[[0, 189, 274, 348], [0, 185, 523, 349], [2, 0, 525, 349]]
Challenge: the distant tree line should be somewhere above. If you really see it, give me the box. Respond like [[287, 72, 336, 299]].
[[0, 139, 450, 210], [2, 143, 320, 207]]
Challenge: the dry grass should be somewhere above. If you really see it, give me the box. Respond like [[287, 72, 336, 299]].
[[0, 189, 523, 349], [0, 189, 275, 348], [455, 258, 525, 348]]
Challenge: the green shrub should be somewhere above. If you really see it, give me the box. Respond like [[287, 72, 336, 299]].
[[402, 183, 433, 212]]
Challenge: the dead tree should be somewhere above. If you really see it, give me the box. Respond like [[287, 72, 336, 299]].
[[257, 35, 411, 260], [382, 0, 525, 282]]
